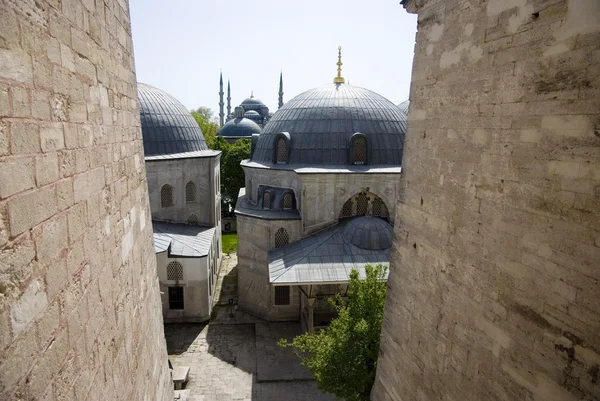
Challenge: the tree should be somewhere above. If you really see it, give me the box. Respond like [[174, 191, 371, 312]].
[[191, 108, 219, 149], [221, 138, 251, 208], [279, 264, 388, 401]]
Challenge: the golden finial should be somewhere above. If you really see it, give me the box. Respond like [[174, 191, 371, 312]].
[[333, 46, 345, 84]]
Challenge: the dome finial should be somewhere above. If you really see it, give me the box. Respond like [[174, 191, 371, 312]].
[[333, 46, 345, 84], [250, 90, 254, 98]]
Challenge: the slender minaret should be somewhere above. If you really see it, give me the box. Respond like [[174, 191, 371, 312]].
[[218, 71, 224, 127], [226, 79, 231, 119], [278, 71, 284, 109], [333, 46, 345, 84]]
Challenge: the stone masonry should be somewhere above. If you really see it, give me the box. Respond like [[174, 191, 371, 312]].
[[0, 1, 172, 400], [373, 1, 600, 400]]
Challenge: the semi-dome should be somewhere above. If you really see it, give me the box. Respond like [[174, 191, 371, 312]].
[[250, 83, 407, 166], [218, 117, 261, 138], [137, 83, 208, 156], [245, 110, 260, 116], [342, 216, 393, 250]]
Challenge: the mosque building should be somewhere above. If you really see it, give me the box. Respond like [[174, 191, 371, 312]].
[[138, 83, 223, 323], [217, 72, 285, 142], [234, 48, 409, 332]]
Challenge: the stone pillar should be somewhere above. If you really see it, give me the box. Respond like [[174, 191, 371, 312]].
[[307, 298, 316, 334]]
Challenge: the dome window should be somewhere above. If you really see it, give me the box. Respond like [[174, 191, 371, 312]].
[[276, 138, 288, 164], [350, 134, 368, 165], [356, 192, 368, 215], [283, 192, 293, 210], [186, 181, 196, 203], [273, 132, 291, 164], [161, 184, 174, 208], [341, 199, 353, 217], [274, 228, 289, 249], [263, 191, 272, 210], [167, 261, 184, 281]]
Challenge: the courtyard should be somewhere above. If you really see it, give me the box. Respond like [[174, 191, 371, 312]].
[[164, 254, 336, 401]]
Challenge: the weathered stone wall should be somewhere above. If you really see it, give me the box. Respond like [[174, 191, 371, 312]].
[[373, 1, 600, 400], [0, 1, 172, 399]]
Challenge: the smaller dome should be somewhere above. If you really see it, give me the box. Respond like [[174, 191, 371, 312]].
[[241, 97, 265, 107], [342, 216, 393, 250], [218, 117, 261, 138], [397, 100, 410, 115], [245, 110, 260, 116]]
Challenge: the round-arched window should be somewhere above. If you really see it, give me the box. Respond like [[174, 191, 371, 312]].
[[185, 181, 196, 203], [274, 228, 289, 248], [276, 138, 288, 164], [166, 261, 183, 281], [161, 184, 174, 208]]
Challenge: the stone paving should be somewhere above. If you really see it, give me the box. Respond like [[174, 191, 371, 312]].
[[165, 254, 337, 401]]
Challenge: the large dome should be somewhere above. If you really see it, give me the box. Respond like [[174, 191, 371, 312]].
[[250, 84, 408, 166], [241, 97, 265, 107], [218, 117, 261, 138], [137, 83, 208, 156]]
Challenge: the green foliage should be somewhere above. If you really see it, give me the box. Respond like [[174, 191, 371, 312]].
[[190, 107, 251, 209], [221, 233, 238, 254], [279, 264, 388, 401]]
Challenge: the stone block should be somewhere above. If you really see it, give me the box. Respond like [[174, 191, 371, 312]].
[[73, 166, 105, 202], [8, 185, 57, 236], [0, 49, 33, 83], [67, 202, 87, 243], [11, 85, 31, 117], [10, 122, 40, 155], [40, 122, 65, 152], [33, 213, 68, 263], [36, 152, 59, 186], [0, 157, 35, 199]]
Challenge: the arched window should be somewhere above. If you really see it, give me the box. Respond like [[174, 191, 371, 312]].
[[352, 136, 367, 165], [263, 191, 271, 209], [274, 228, 289, 249], [276, 138, 288, 164], [161, 184, 173, 208], [356, 192, 368, 215], [188, 214, 199, 224], [186, 181, 196, 203], [341, 199, 352, 217], [283, 192, 292, 210], [167, 261, 184, 281]]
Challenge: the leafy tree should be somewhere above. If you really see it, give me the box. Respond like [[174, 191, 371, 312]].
[[221, 138, 251, 208], [191, 108, 219, 149], [279, 264, 388, 401]]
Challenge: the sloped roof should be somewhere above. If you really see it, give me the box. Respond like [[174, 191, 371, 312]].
[[152, 221, 215, 257], [269, 217, 392, 285]]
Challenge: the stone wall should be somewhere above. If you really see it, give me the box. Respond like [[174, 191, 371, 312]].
[[0, 1, 172, 400], [373, 1, 600, 400]]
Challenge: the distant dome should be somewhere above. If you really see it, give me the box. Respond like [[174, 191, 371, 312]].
[[342, 216, 393, 250], [245, 110, 260, 116], [138, 83, 208, 156], [251, 84, 407, 166], [218, 117, 261, 138], [241, 97, 265, 107], [397, 100, 410, 116]]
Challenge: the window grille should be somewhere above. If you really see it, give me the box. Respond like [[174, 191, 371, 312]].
[[274, 286, 290, 305], [188, 214, 199, 224], [263, 191, 271, 209], [168, 286, 184, 310], [161, 184, 173, 208], [341, 199, 352, 218], [372, 197, 383, 216], [353, 137, 366, 165], [248, 179, 253, 201], [356, 192, 368, 215], [185, 181, 196, 203], [167, 261, 184, 281], [276, 138, 288, 164], [274, 228, 289, 249], [283, 192, 292, 210]]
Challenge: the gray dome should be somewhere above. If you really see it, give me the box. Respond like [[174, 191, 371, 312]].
[[251, 84, 407, 166], [218, 117, 261, 138], [245, 110, 260, 116], [137, 83, 208, 156], [241, 97, 265, 107], [398, 100, 410, 115], [342, 216, 393, 250]]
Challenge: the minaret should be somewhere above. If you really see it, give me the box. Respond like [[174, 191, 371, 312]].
[[278, 71, 284, 109], [219, 71, 224, 127], [226, 79, 231, 120], [333, 46, 345, 84]]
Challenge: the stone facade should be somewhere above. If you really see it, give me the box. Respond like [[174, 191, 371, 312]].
[[0, 1, 172, 400], [373, 1, 600, 400]]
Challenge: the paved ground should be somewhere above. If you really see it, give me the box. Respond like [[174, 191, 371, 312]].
[[165, 254, 336, 401]]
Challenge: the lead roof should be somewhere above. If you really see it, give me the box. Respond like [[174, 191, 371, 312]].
[[138, 83, 209, 157], [152, 221, 215, 257]]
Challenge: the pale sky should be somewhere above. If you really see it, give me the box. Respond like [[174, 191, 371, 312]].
[[129, 0, 417, 116]]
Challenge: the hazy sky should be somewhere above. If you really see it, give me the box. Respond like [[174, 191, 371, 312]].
[[129, 0, 417, 116]]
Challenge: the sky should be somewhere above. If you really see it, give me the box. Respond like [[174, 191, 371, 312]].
[[129, 0, 417, 116]]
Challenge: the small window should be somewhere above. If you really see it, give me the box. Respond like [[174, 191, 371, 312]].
[[283, 192, 292, 210], [188, 214, 199, 225], [274, 228, 289, 249], [352, 136, 367, 165], [356, 192, 368, 215], [274, 286, 290, 305], [168, 286, 184, 310], [167, 261, 184, 281], [263, 191, 271, 209], [161, 184, 173, 208], [276, 138, 288, 164], [341, 199, 352, 218], [185, 181, 196, 203], [372, 198, 383, 216]]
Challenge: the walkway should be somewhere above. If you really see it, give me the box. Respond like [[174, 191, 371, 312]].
[[165, 253, 336, 401]]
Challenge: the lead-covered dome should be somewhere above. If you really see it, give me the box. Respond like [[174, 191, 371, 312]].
[[250, 84, 408, 166], [218, 117, 261, 138], [138, 83, 208, 156], [342, 216, 393, 250]]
